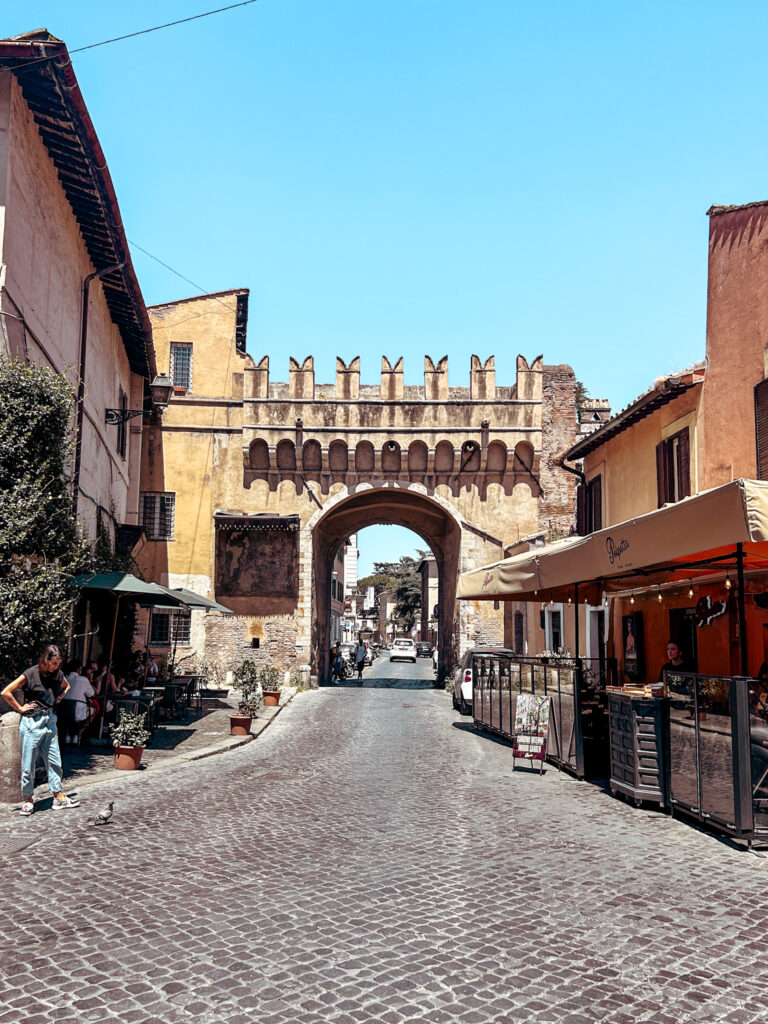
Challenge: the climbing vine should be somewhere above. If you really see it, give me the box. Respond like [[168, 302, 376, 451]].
[[0, 360, 84, 681]]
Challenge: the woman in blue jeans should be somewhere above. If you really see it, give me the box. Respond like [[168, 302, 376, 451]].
[[1, 644, 80, 815]]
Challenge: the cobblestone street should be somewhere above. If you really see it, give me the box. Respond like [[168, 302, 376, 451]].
[[2, 686, 767, 1024]]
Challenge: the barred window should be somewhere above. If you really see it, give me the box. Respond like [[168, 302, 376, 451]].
[[170, 342, 193, 389], [172, 612, 191, 646], [150, 610, 190, 646], [140, 492, 175, 541], [150, 612, 170, 646]]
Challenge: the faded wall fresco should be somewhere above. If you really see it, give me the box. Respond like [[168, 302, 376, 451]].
[[215, 528, 298, 598]]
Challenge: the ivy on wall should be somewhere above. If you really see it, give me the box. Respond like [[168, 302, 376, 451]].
[[0, 360, 85, 681]]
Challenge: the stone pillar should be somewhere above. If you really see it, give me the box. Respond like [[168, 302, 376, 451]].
[[0, 713, 20, 802], [336, 357, 360, 400], [470, 355, 495, 399], [289, 357, 315, 399], [381, 356, 404, 400], [515, 354, 543, 401], [246, 355, 269, 398], [425, 355, 448, 400]]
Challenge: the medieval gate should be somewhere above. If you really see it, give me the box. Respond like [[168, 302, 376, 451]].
[[141, 291, 594, 682]]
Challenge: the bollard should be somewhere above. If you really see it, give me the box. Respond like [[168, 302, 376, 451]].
[[0, 713, 20, 802]]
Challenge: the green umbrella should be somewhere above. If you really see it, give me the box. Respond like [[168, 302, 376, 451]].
[[71, 573, 189, 737], [164, 587, 234, 614]]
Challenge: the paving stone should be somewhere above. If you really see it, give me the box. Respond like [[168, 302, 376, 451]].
[[2, 688, 766, 1023]]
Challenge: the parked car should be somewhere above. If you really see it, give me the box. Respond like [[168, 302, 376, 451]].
[[389, 638, 417, 663], [453, 647, 516, 716], [416, 642, 434, 658]]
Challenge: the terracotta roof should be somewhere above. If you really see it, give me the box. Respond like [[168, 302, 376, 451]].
[[0, 30, 155, 380], [565, 364, 706, 461], [707, 200, 768, 217], [147, 288, 249, 309]]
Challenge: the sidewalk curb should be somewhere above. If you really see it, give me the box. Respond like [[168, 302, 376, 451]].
[[1, 689, 303, 806]]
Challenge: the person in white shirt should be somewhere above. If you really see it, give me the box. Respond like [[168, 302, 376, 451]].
[[354, 640, 367, 680], [62, 661, 95, 743]]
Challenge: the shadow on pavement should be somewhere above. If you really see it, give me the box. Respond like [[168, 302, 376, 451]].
[[321, 679, 439, 689]]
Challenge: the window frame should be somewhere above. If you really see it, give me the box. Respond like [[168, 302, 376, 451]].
[[170, 342, 193, 390], [139, 491, 176, 541], [656, 427, 691, 507]]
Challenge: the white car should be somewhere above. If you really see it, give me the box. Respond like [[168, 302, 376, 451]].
[[389, 638, 417, 663]]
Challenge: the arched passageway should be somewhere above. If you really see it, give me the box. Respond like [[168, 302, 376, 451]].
[[312, 489, 462, 682]]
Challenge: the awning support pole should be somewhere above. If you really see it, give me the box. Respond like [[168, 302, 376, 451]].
[[573, 584, 580, 660], [99, 594, 122, 739], [573, 582, 585, 778], [737, 543, 748, 675]]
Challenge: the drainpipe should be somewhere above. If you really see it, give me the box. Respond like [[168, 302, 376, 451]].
[[558, 453, 586, 486], [72, 261, 125, 514]]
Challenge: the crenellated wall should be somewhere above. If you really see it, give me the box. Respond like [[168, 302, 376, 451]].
[[141, 291, 604, 681]]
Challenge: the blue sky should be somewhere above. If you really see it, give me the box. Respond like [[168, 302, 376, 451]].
[[10, 1, 768, 569]]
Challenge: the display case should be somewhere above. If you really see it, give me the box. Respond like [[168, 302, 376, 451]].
[[608, 692, 667, 807]]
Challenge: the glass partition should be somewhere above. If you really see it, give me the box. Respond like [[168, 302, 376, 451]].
[[749, 679, 768, 832], [472, 655, 585, 776], [666, 671, 700, 813], [667, 672, 751, 834]]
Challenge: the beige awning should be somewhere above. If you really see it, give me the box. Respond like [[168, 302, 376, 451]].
[[457, 478, 768, 603]]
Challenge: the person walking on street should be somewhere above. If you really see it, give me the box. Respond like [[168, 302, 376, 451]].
[[354, 639, 367, 681], [1, 644, 81, 815]]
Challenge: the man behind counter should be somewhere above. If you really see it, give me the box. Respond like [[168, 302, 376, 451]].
[[659, 641, 692, 681]]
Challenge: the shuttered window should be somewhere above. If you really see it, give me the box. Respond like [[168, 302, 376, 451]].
[[576, 474, 602, 535], [656, 428, 691, 506], [514, 611, 525, 654], [755, 379, 768, 478]]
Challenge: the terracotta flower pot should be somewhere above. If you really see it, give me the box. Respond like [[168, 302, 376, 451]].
[[114, 745, 144, 770], [263, 691, 281, 707], [229, 714, 253, 736]]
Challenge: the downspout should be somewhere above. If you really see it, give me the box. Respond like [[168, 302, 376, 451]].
[[72, 261, 125, 514], [557, 453, 586, 486]]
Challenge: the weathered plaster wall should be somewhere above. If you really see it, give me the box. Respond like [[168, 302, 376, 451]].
[[582, 388, 701, 526], [0, 76, 140, 538], [701, 204, 768, 488]]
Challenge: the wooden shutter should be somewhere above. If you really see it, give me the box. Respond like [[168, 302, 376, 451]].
[[514, 612, 524, 654], [656, 441, 668, 507], [589, 474, 602, 531], [676, 428, 691, 499], [755, 379, 768, 479], [576, 483, 586, 535]]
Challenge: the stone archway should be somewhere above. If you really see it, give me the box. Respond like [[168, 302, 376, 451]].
[[311, 488, 462, 682]]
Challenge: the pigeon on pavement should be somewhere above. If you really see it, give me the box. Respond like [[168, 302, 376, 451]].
[[89, 802, 114, 826]]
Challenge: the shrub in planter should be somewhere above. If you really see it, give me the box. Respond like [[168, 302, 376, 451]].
[[111, 711, 151, 770], [232, 659, 264, 717], [258, 664, 283, 706]]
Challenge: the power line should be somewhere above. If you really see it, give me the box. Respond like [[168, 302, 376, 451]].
[[127, 238, 240, 316], [3, 1, 261, 75]]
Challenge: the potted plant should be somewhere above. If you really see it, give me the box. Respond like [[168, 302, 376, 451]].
[[259, 664, 283, 707], [111, 710, 151, 770], [230, 659, 263, 735]]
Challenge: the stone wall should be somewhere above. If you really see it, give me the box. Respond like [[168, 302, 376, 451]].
[[204, 613, 301, 673], [540, 364, 579, 539]]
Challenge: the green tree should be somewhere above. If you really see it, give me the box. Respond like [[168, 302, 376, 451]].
[[361, 552, 428, 631], [0, 361, 84, 681]]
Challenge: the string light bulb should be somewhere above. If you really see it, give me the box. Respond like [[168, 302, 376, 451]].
[[568, 595, 572, 605], [688, 585, 694, 599], [657, 590, 663, 603], [630, 594, 635, 605], [725, 575, 732, 591]]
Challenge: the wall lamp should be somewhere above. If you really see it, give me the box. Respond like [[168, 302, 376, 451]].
[[105, 374, 174, 425]]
